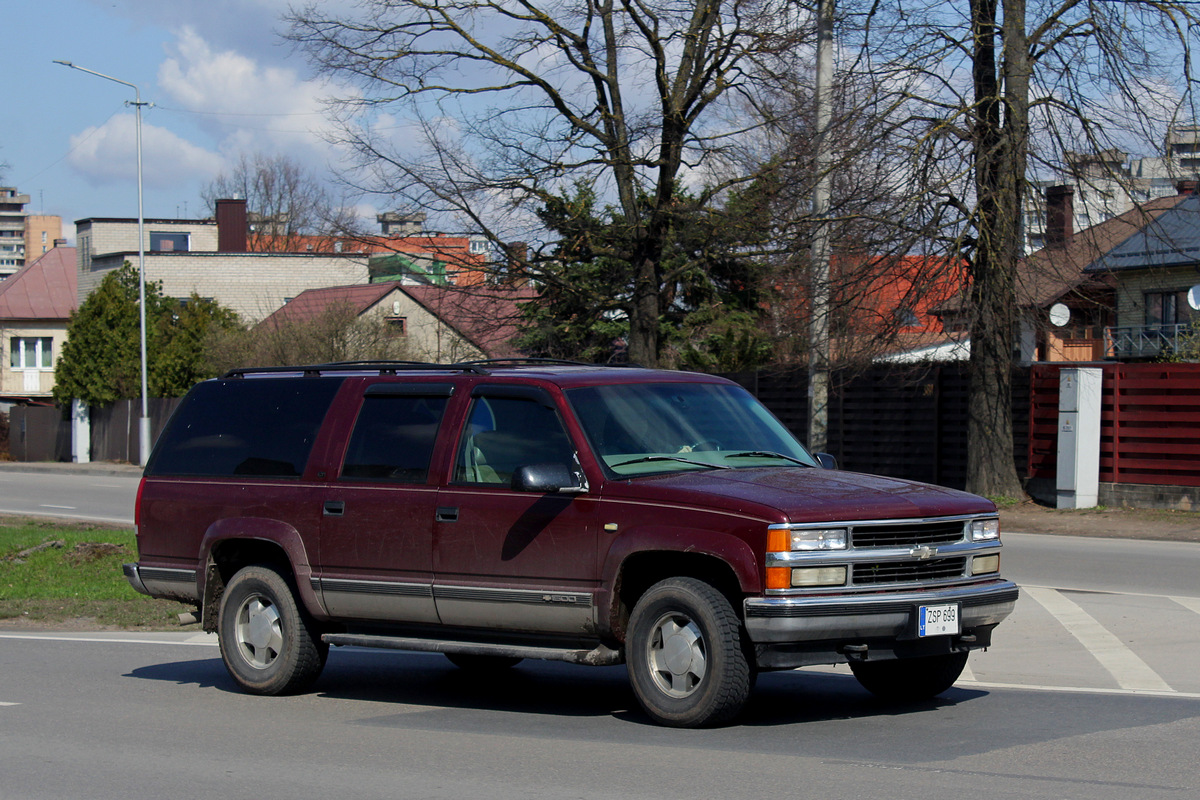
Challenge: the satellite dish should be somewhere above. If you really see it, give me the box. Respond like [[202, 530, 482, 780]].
[[1188, 285, 1200, 311], [1049, 303, 1071, 327]]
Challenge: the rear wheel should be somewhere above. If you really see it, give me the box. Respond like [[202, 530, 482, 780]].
[[626, 577, 752, 728], [849, 651, 968, 701], [218, 565, 328, 695], [445, 653, 523, 671]]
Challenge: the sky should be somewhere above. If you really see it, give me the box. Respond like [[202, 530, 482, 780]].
[[3, 0, 363, 245]]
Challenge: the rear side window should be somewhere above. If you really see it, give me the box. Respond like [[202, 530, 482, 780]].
[[146, 378, 344, 478], [340, 394, 449, 483]]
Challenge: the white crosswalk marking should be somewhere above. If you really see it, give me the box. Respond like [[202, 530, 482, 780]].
[[1024, 586, 1173, 693], [1171, 595, 1200, 616]]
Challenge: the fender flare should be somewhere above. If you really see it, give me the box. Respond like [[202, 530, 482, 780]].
[[198, 518, 328, 627]]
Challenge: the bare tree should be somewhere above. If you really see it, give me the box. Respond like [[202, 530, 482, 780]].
[[201, 152, 355, 252], [286, 0, 815, 366], [794, 0, 1200, 496]]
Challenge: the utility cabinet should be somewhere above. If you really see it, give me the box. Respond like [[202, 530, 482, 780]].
[[1056, 367, 1102, 509]]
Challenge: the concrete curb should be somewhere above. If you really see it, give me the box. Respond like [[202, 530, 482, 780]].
[[0, 462, 143, 478]]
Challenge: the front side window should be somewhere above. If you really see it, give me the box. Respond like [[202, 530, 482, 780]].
[[455, 394, 576, 485], [567, 382, 817, 477], [341, 393, 449, 483], [9, 337, 52, 370]]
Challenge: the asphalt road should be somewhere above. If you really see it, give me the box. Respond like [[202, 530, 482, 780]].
[[1, 466, 1198, 797], [1, 629, 1197, 800], [0, 468, 139, 526]]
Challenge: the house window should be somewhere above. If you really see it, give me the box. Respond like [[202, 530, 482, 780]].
[[386, 316, 408, 336], [10, 337, 53, 370], [150, 232, 190, 252], [1145, 290, 1197, 327]]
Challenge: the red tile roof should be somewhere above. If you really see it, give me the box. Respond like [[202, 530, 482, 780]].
[[0, 246, 77, 320]]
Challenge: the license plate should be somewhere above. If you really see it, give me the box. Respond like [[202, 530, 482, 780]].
[[918, 603, 960, 637]]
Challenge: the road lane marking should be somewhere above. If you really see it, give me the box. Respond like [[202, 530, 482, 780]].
[[1172, 596, 1200, 616], [956, 680, 1200, 699], [0, 702, 20, 707], [1024, 586, 1173, 693], [0, 633, 217, 647], [39, 505, 77, 510], [959, 660, 976, 682]]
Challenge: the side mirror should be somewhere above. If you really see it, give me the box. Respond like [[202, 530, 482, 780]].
[[511, 463, 586, 493], [815, 452, 838, 470]]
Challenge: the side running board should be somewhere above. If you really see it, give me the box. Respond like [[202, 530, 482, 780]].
[[321, 632, 624, 666]]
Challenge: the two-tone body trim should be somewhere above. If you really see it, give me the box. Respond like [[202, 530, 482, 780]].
[[123, 564, 199, 602]]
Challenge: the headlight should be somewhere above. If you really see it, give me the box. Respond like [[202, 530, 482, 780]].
[[970, 518, 1000, 542], [768, 526, 848, 552]]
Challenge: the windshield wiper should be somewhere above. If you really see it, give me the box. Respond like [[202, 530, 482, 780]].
[[611, 455, 732, 470], [722, 451, 813, 467]]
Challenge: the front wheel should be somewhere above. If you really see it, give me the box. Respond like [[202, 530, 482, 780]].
[[849, 651, 968, 702], [218, 565, 328, 695], [626, 577, 752, 727]]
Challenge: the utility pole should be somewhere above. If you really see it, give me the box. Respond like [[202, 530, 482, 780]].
[[808, 0, 834, 455], [55, 60, 153, 466]]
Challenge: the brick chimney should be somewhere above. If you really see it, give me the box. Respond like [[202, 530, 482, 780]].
[[1045, 185, 1074, 248], [216, 198, 248, 253], [1176, 180, 1199, 195]]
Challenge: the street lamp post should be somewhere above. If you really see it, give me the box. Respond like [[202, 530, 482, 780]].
[[55, 60, 152, 467]]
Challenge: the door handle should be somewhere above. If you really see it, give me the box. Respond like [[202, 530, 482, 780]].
[[436, 506, 459, 523], [323, 500, 345, 517]]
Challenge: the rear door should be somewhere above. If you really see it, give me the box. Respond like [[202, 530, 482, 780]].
[[315, 382, 454, 623]]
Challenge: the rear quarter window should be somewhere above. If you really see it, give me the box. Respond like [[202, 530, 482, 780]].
[[146, 378, 345, 478]]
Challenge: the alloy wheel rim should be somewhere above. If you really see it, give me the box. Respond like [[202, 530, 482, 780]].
[[235, 594, 284, 670], [646, 611, 707, 697]]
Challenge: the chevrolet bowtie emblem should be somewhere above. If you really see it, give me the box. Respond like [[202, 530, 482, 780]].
[[910, 545, 938, 560]]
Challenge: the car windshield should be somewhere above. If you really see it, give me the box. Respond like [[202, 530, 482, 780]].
[[566, 381, 818, 476]]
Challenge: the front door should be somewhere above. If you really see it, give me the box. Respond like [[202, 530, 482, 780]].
[[434, 387, 598, 634]]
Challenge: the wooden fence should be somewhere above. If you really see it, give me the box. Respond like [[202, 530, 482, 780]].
[[1029, 363, 1200, 488], [6, 406, 72, 462], [723, 364, 1029, 491], [2, 399, 180, 464]]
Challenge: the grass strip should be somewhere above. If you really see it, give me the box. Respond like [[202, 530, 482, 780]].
[[0, 517, 197, 630]]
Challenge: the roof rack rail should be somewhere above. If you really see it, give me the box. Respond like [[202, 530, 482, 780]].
[[459, 358, 645, 369], [221, 360, 492, 379]]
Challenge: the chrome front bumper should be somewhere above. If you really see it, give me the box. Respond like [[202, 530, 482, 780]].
[[743, 580, 1019, 643]]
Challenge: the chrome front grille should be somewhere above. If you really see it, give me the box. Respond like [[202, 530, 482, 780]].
[[852, 556, 967, 585], [850, 521, 965, 548]]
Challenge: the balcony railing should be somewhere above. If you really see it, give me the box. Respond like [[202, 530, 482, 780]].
[[1104, 323, 1197, 359]]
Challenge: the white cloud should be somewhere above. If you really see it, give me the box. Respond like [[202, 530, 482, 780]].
[[67, 113, 224, 189], [157, 27, 342, 159]]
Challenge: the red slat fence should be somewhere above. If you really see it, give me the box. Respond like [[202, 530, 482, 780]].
[[1029, 363, 1200, 488]]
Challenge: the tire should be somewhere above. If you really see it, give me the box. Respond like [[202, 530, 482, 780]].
[[445, 653, 523, 671], [217, 565, 328, 695], [849, 651, 969, 702], [626, 577, 752, 728]]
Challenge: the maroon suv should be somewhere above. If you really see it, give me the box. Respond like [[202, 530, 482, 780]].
[[125, 360, 1017, 727]]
